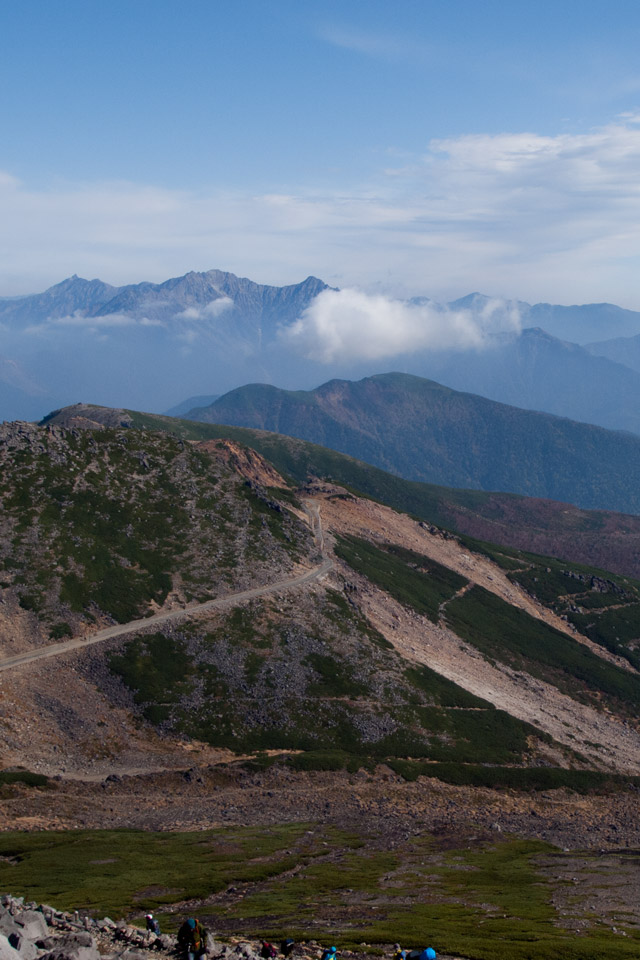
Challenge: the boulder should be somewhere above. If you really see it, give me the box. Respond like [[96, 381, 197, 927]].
[[7, 933, 38, 960], [0, 934, 21, 960], [40, 932, 100, 960], [0, 915, 21, 941], [14, 911, 49, 941]]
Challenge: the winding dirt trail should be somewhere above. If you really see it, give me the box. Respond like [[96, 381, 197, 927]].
[[0, 500, 332, 674]]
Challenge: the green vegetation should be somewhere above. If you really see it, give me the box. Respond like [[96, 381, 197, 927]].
[[109, 633, 195, 724], [445, 585, 640, 715], [0, 770, 49, 787], [404, 664, 485, 708], [48, 621, 73, 640], [127, 407, 640, 585], [571, 605, 640, 669], [387, 760, 640, 792], [335, 535, 467, 622], [459, 537, 640, 670], [0, 824, 330, 919], [0, 425, 312, 629], [334, 526, 640, 727], [110, 585, 543, 768], [1, 826, 637, 960], [128, 408, 469, 526]]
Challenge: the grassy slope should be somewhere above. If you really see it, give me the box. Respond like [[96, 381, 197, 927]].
[[334, 534, 640, 732], [1, 826, 639, 960]]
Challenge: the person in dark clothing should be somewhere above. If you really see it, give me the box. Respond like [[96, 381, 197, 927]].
[[280, 940, 295, 958], [178, 918, 207, 960], [261, 943, 277, 960], [145, 914, 160, 935]]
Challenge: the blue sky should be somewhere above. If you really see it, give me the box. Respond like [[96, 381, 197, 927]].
[[2, 0, 640, 305]]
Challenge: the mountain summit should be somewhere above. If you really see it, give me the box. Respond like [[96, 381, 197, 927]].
[[186, 371, 640, 514]]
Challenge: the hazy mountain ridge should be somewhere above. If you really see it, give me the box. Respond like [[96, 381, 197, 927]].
[[184, 372, 640, 515], [0, 270, 329, 329], [410, 326, 640, 434], [586, 331, 640, 375], [4, 269, 640, 430], [0, 275, 120, 324]]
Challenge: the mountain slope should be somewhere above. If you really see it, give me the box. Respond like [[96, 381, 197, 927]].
[[3, 415, 640, 784], [408, 327, 640, 435], [44, 402, 640, 581], [186, 372, 640, 514], [586, 331, 640, 375]]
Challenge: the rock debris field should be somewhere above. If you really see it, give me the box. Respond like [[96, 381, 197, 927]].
[[0, 895, 379, 960]]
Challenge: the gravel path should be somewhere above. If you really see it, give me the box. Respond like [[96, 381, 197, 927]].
[[0, 501, 332, 674]]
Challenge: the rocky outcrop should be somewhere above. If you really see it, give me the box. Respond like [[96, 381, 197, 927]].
[[0, 896, 194, 960], [198, 440, 287, 489], [0, 896, 290, 960]]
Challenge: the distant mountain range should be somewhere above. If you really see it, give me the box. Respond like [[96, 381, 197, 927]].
[[184, 371, 640, 515], [3, 269, 640, 433], [586, 331, 640, 375], [403, 327, 640, 434], [450, 293, 640, 344], [0, 270, 329, 418]]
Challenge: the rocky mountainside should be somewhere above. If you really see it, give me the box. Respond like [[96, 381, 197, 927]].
[[3, 415, 640, 958], [45, 402, 640, 580], [184, 372, 640, 514], [0, 272, 329, 331], [2, 414, 640, 787]]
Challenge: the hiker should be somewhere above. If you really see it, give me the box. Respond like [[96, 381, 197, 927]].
[[261, 943, 277, 960], [419, 949, 436, 960], [321, 947, 337, 960], [392, 945, 406, 960], [178, 917, 208, 960], [145, 914, 160, 935], [280, 940, 295, 958]]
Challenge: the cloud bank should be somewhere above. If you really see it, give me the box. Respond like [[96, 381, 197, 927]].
[[283, 289, 521, 363], [3, 116, 640, 306]]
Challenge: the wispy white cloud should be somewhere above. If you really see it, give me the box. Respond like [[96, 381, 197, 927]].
[[175, 297, 234, 321], [3, 116, 640, 307], [54, 311, 138, 327], [282, 289, 521, 363], [24, 311, 151, 335], [317, 24, 429, 61]]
